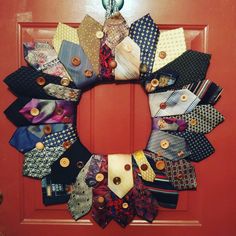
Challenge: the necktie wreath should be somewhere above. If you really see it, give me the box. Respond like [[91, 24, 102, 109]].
[[4, 3, 224, 228]]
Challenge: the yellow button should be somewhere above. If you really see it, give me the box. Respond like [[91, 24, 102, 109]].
[[155, 160, 165, 170], [180, 94, 188, 102], [62, 140, 72, 149], [122, 202, 129, 209], [95, 173, 104, 182], [160, 139, 170, 149], [30, 108, 40, 116], [151, 78, 159, 87], [97, 196, 105, 203], [159, 51, 167, 59], [189, 118, 197, 126], [96, 31, 104, 39], [123, 43, 132, 52], [108, 60, 117, 69], [60, 157, 70, 168], [35, 142, 44, 150], [60, 77, 70, 86]]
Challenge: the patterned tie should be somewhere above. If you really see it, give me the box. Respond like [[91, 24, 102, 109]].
[[169, 104, 224, 133], [115, 36, 141, 80], [149, 89, 200, 117], [107, 154, 134, 198], [146, 130, 191, 161], [129, 14, 160, 78], [152, 28, 186, 72], [68, 158, 93, 220], [77, 15, 103, 74], [52, 22, 80, 54], [133, 150, 155, 182]]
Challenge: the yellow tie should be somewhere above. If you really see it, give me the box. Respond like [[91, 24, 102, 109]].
[[133, 150, 156, 182]]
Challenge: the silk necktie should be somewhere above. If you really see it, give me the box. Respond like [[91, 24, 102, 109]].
[[149, 89, 200, 117], [115, 36, 141, 80], [77, 15, 103, 74]]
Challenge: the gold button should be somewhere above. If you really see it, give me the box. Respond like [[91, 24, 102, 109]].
[[122, 202, 129, 209], [60, 157, 70, 168], [159, 51, 167, 59], [113, 177, 121, 185], [84, 70, 93, 78], [36, 77, 46, 86], [60, 77, 70, 86], [71, 56, 81, 66], [160, 139, 170, 149], [97, 196, 105, 203], [123, 43, 132, 52], [145, 83, 155, 93], [140, 63, 148, 73], [189, 118, 197, 126], [62, 140, 72, 149], [95, 173, 104, 182], [151, 78, 159, 87], [43, 125, 52, 135], [155, 160, 165, 170], [30, 108, 40, 116], [96, 31, 104, 39], [108, 60, 117, 69], [35, 142, 44, 150], [180, 94, 188, 102], [76, 161, 84, 169]]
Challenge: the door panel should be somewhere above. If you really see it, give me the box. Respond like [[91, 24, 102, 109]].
[[0, 0, 235, 235]]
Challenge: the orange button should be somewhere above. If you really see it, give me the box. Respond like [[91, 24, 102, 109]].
[[36, 77, 46, 86], [159, 51, 167, 59], [84, 70, 93, 78], [122, 202, 129, 209], [189, 118, 197, 126], [97, 196, 105, 203], [145, 83, 155, 93], [71, 56, 81, 66], [43, 125, 52, 135], [63, 140, 72, 149], [109, 60, 117, 69], [95, 173, 104, 182], [151, 78, 159, 87], [30, 108, 40, 116], [160, 139, 170, 149], [155, 160, 165, 170], [35, 142, 44, 150], [60, 77, 70, 86], [60, 157, 70, 168]]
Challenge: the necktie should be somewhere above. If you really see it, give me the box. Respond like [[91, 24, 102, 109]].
[[133, 150, 155, 182], [4, 66, 77, 99], [149, 89, 200, 117], [182, 79, 223, 105], [77, 15, 103, 74], [170, 104, 224, 133], [52, 22, 80, 54], [129, 14, 160, 78], [107, 154, 134, 198], [164, 158, 197, 190], [68, 158, 93, 220], [152, 117, 188, 132], [18, 99, 76, 124], [23, 146, 65, 179], [50, 139, 92, 184], [115, 36, 141, 80], [152, 28, 186, 72], [43, 84, 81, 101], [146, 130, 191, 161], [59, 40, 98, 89], [168, 130, 215, 162], [41, 174, 71, 205], [23, 41, 71, 80]]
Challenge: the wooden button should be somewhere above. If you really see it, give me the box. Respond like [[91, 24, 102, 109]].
[[43, 125, 52, 135], [108, 60, 117, 69], [113, 177, 121, 185], [71, 57, 81, 66], [30, 108, 40, 116], [124, 164, 131, 171], [145, 83, 155, 93], [140, 164, 148, 171], [139, 63, 148, 73], [35, 142, 44, 150], [95, 173, 104, 182], [189, 118, 197, 126], [123, 43, 132, 52], [160, 102, 167, 109], [155, 160, 165, 170], [177, 150, 185, 157], [60, 77, 70, 86], [84, 70, 93, 78], [63, 140, 72, 149], [180, 94, 188, 102], [36, 77, 46, 86], [76, 161, 84, 169], [160, 139, 170, 149], [96, 31, 104, 39], [151, 78, 159, 87], [122, 202, 129, 209], [159, 51, 167, 59], [60, 157, 70, 168]]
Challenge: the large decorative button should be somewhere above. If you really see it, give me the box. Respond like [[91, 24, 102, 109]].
[[71, 56, 81, 66], [35, 142, 44, 150], [159, 51, 167, 59], [151, 78, 159, 87], [122, 202, 129, 209], [60, 77, 70, 86], [155, 160, 165, 170], [139, 63, 148, 73], [160, 139, 170, 149], [63, 140, 72, 149], [160, 102, 167, 109], [96, 31, 104, 39], [140, 164, 148, 171], [113, 177, 121, 185], [43, 125, 52, 135], [30, 108, 40, 116], [60, 157, 70, 168], [95, 173, 104, 182], [76, 161, 84, 169], [97, 196, 105, 203], [189, 118, 197, 126], [180, 94, 188, 102], [84, 70, 93, 78], [108, 60, 117, 69], [36, 77, 46, 86]]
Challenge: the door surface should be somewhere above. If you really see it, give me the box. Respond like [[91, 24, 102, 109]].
[[0, 0, 235, 235]]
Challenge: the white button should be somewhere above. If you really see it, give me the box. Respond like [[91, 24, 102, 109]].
[[96, 31, 104, 39], [180, 94, 188, 102]]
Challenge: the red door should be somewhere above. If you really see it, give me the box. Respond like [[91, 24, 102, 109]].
[[0, 0, 235, 235]]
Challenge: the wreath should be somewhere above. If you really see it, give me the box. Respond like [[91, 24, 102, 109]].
[[4, 1, 224, 228]]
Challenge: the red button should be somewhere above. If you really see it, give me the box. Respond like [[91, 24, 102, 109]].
[[160, 102, 167, 109]]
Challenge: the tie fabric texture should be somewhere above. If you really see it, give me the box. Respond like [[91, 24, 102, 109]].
[[77, 15, 103, 74]]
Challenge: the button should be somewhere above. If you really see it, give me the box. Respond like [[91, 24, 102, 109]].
[[95, 173, 104, 182], [155, 160, 165, 170], [108, 60, 117, 69], [160, 139, 170, 149], [84, 70, 93, 78], [140, 164, 148, 171], [43, 125, 52, 135], [176, 173, 184, 179], [139, 63, 148, 73], [63, 140, 72, 149], [177, 150, 185, 157], [189, 118, 197, 126], [68, 91, 76, 99], [35, 142, 44, 150], [30, 108, 40, 116], [122, 202, 129, 209], [71, 56, 81, 66], [36, 77, 46, 86], [124, 164, 131, 171], [123, 43, 132, 52], [157, 119, 166, 128], [63, 116, 71, 123], [180, 94, 188, 102], [160, 102, 167, 109], [55, 107, 63, 115], [151, 78, 159, 87], [96, 31, 104, 39], [113, 177, 121, 185], [97, 196, 105, 203], [76, 161, 84, 169], [145, 83, 155, 93], [60, 77, 70, 86], [60, 157, 70, 168], [159, 51, 167, 59]]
